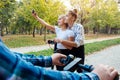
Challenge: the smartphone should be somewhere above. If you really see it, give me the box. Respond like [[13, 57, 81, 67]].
[[32, 10, 35, 13]]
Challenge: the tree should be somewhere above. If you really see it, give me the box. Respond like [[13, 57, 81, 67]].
[[70, 0, 95, 33], [88, 0, 120, 34], [0, 0, 16, 36], [70, 0, 120, 34], [15, 0, 66, 39]]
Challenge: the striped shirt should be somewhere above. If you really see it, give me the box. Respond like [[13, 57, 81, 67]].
[[70, 23, 84, 47]]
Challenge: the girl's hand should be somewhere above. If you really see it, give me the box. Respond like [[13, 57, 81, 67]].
[[32, 10, 37, 18], [54, 38, 62, 43]]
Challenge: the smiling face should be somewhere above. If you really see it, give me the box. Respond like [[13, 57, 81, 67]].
[[65, 9, 78, 24], [57, 15, 66, 26]]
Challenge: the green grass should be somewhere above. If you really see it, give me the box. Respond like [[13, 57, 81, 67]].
[[85, 38, 120, 55], [2, 34, 56, 48], [27, 38, 120, 56], [28, 49, 53, 56], [2, 34, 119, 48]]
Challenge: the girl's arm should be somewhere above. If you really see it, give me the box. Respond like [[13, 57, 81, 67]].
[[61, 38, 77, 49], [62, 36, 75, 50], [61, 24, 84, 48], [32, 12, 55, 32]]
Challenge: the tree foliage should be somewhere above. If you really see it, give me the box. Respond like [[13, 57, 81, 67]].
[[0, 0, 120, 36], [0, 0, 16, 36], [70, 0, 120, 34], [15, 0, 66, 37]]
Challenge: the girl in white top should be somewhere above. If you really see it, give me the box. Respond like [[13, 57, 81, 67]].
[[55, 26, 74, 49], [32, 11, 74, 51]]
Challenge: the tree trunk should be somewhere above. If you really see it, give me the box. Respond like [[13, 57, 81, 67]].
[[0, 27, 4, 36], [84, 27, 89, 34], [108, 27, 111, 34], [93, 27, 97, 34], [44, 27, 47, 41], [6, 27, 8, 34], [33, 26, 36, 37], [1, 29, 4, 36], [105, 25, 111, 34], [39, 27, 43, 35]]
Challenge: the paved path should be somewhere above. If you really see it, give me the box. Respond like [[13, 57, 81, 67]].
[[10, 36, 120, 73], [85, 44, 120, 73], [10, 36, 120, 53]]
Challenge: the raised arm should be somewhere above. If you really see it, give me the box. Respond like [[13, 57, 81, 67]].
[[32, 11, 55, 32]]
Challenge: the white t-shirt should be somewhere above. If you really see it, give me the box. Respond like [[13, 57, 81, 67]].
[[55, 26, 74, 49]]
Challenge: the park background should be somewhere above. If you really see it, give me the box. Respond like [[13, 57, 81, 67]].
[[0, 0, 120, 56]]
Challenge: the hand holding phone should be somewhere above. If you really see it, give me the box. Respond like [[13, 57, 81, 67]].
[[32, 10, 35, 14], [32, 9, 37, 16]]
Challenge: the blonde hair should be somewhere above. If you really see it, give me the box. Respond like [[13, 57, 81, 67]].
[[58, 15, 66, 20], [68, 9, 78, 21]]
